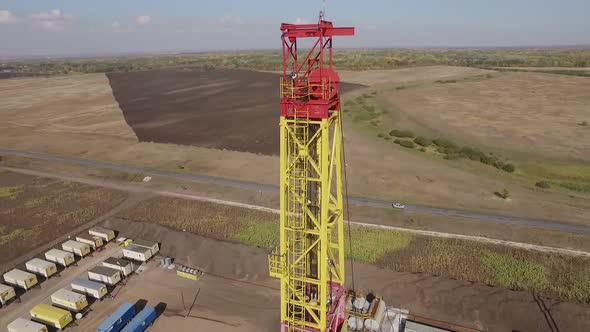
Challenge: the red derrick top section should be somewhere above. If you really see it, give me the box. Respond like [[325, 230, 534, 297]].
[[280, 20, 354, 119]]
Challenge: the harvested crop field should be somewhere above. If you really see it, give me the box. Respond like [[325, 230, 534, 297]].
[[107, 68, 363, 155], [0, 170, 127, 268]]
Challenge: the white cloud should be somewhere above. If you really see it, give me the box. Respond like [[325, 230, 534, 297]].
[[220, 15, 243, 24], [0, 10, 20, 24], [28, 9, 73, 31], [294, 18, 310, 25], [136, 15, 152, 25]]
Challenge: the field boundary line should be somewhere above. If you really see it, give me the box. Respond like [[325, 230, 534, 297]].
[[2, 165, 590, 258]]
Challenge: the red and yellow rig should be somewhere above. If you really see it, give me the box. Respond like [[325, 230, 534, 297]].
[[268, 18, 354, 332]]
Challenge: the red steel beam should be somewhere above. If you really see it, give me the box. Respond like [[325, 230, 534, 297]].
[[280, 20, 354, 38]]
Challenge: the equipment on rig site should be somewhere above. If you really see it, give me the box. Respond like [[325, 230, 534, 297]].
[[268, 16, 354, 332]]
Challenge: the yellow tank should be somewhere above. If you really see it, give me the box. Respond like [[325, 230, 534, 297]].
[[30, 304, 73, 329]]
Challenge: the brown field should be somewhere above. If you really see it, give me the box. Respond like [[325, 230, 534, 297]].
[[107, 68, 362, 154], [384, 71, 590, 160], [0, 170, 127, 269]]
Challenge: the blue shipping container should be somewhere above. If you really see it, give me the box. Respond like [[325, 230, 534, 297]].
[[121, 306, 157, 332], [97, 303, 135, 332]]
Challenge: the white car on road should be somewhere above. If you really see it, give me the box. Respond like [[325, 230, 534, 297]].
[[392, 203, 406, 209]]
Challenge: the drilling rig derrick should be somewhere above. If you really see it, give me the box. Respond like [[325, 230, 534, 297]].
[[269, 19, 354, 332]]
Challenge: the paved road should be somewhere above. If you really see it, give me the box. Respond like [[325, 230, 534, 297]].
[[2, 148, 590, 235]]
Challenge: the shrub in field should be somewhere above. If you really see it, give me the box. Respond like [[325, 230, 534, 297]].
[[502, 163, 516, 173], [399, 140, 416, 149], [460, 146, 485, 161], [493, 159, 505, 169], [579, 121, 588, 126], [377, 133, 385, 138], [495, 189, 510, 199], [395, 86, 407, 90], [535, 181, 551, 189], [353, 112, 376, 122], [394, 139, 401, 144], [414, 136, 432, 147], [480, 154, 497, 165], [433, 138, 459, 154], [389, 129, 415, 138], [419, 147, 426, 152], [435, 79, 457, 84]]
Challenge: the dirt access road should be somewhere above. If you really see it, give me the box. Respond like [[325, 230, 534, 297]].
[[3, 149, 590, 236]]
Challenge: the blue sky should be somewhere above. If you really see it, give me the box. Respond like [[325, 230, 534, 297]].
[[1, 0, 589, 56]]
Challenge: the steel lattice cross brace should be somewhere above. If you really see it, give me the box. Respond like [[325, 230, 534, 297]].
[[268, 18, 354, 332]]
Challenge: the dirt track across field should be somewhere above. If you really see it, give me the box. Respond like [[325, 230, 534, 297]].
[[107, 68, 363, 155]]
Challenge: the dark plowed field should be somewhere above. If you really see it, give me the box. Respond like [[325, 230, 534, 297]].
[[107, 68, 363, 155]]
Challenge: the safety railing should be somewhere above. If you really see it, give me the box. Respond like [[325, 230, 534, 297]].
[[280, 79, 332, 100]]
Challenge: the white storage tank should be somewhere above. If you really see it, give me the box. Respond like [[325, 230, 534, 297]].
[[7, 317, 48, 332], [3, 269, 38, 290], [75, 234, 104, 250], [102, 257, 134, 277], [71, 278, 108, 299], [62, 240, 91, 257], [122, 244, 152, 262], [88, 226, 115, 242], [88, 266, 121, 286], [131, 239, 160, 256], [0, 283, 17, 305], [44, 249, 75, 267], [25, 258, 58, 278]]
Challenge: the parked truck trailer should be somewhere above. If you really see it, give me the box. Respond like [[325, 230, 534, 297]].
[[97, 303, 135, 332]]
